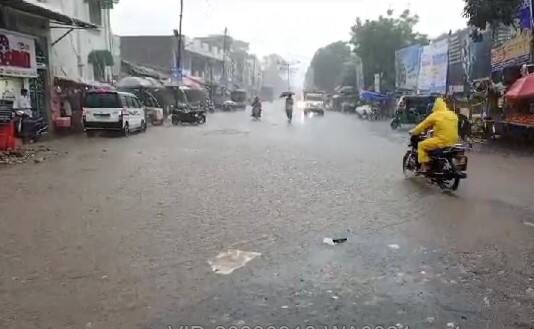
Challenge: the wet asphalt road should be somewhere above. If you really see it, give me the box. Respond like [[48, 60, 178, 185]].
[[1, 101, 534, 329]]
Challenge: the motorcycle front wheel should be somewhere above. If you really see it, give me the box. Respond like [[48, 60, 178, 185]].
[[196, 114, 206, 124], [402, 151, 418, 178]]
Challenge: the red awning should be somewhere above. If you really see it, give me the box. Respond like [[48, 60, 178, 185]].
[[506, 74, 534, 101], [182, 76, 203, 90]]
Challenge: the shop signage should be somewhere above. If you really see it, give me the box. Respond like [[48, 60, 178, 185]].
[[395, 44, 422, 91], [0, 29, 37, 78], [491, 31, 532, 72], [518, 0, 533, 30], [418, 38, 449, 94]]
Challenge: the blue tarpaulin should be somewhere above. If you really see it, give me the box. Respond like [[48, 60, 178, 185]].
[[359, 90, 390, 103]]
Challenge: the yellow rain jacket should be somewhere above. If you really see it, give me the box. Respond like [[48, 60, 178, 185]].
[[411, 98, 459, 164]]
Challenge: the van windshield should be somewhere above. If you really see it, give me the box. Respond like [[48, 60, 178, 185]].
[[84, 93, 121, 108]]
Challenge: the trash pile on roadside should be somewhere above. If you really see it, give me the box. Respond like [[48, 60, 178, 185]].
[[0, 145, 60, 166]]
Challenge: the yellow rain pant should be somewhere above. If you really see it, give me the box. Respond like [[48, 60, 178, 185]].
[[418, 137, 451, 164]]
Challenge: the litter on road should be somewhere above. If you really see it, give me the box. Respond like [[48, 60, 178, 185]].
[[323, 238, 347, 246], [388, 244, 400, 250], [208, 249, 261, 275]]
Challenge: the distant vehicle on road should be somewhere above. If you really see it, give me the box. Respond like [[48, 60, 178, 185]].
[[391, 95, 437, 129], [230, 89, 248, 110], [260, 86, 274, 102], [303, 90, 325, 116], [83, 91, 147, 137]]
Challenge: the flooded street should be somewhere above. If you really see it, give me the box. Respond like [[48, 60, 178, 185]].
[[1, 103, 534, 329]]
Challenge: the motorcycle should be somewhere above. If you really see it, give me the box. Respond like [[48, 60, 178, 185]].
[[251, 105, 262, 119], [171, 107, 206, 125], [14, 110, 48, 143], [403, 134, 468, 191]]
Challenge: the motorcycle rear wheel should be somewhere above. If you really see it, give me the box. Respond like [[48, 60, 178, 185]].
[[439, 177, 460, 191]]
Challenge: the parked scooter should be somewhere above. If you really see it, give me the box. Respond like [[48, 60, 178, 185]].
[[171, 107, 206, 125], [14, 110, 48, 143]]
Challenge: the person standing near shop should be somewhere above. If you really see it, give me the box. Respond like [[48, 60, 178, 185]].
[[13, 88, 31, 114]]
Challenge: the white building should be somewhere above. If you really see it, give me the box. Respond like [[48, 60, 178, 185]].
[[47, 0, 118, 83]]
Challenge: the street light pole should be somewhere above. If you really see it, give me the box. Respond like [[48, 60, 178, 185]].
[[176, 0, 184, 82]]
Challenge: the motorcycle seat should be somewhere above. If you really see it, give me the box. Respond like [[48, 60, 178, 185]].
[[429, 148, 455, 157]]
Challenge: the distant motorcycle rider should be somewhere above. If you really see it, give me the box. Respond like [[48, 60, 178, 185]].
[[251, 96, 262, 117]]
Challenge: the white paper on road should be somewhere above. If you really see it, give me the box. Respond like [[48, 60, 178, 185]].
[[208, 249, 261, 275]]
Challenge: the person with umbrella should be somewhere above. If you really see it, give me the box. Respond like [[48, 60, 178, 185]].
[[281, 92, 294, 123]]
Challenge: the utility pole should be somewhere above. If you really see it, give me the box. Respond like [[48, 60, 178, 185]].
[[176, 0, 184, 82], [221, 27, 228, 88], [279, 60, 299, 92]]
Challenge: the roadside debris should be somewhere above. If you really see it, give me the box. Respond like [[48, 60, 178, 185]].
[[526, 287, 534, 297], [388, 244, 400, 250], [523, 221, 534, 228], [323, 237, 347, 246], [1, 146, 59, 166], [208, 249, 261, 275]]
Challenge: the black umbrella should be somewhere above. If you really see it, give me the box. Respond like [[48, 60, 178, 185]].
[[279, 91, 295, 98]]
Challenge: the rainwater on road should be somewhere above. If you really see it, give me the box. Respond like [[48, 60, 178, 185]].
[[1, 102, 534, 329]]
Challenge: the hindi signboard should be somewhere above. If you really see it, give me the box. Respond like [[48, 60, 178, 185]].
[[0, 29, 37, 78]]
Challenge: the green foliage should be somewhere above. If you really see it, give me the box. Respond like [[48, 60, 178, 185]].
[[463, 0, 522, 30], [350, 9, 428, 91], [307, 41, 351, 92]]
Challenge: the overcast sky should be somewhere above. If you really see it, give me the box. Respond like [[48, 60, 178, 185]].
[[111, 0, 467, 84]]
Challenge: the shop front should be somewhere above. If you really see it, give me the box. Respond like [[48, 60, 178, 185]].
[[0, 28, 44, 149]]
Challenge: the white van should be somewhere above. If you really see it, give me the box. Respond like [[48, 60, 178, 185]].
[[83, 91, 147, 137]]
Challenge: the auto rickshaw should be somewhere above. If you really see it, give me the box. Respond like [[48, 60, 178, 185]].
[[390, 95, 437, 129]]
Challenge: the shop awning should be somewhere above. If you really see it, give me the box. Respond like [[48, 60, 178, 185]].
[[2, 0, 97, 29], [505, 74, 534, 101]]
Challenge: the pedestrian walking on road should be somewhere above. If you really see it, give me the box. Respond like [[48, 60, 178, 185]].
[[285, 94, 294, 123]]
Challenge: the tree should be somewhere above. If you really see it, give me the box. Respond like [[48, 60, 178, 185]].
[[306, 41, 351, 92], [463, 0, 522, 30], [350, 9, 428, 91]]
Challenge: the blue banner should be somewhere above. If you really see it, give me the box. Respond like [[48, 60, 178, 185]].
[[395, 45, 422, 91], [518, 0, 533, 30]]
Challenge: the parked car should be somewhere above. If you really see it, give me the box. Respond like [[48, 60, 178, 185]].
[[83, 90, 147, 137]]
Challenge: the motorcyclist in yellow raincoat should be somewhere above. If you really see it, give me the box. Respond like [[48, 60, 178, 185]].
[[410, 97, 459, 172]]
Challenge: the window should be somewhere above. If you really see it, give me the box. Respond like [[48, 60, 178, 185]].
[[83, 93, 120, 108], [88, 0, 102, 26], [125, 96, 135, 108], [120, 95, 128, 107]]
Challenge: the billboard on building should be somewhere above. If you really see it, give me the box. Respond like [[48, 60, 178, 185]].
[[395, 45, 422, 91], [447, 29, 470, 93], [467, 31, 492, 81], [518, 0, 533, 30], [491, 31, 532, 72], [0, 29, 37, 78], [418, 39, 449, 94]]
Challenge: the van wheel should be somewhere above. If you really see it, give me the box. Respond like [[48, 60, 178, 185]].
[[123, 123, 130, 137], [141, 120, 147, 133]]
